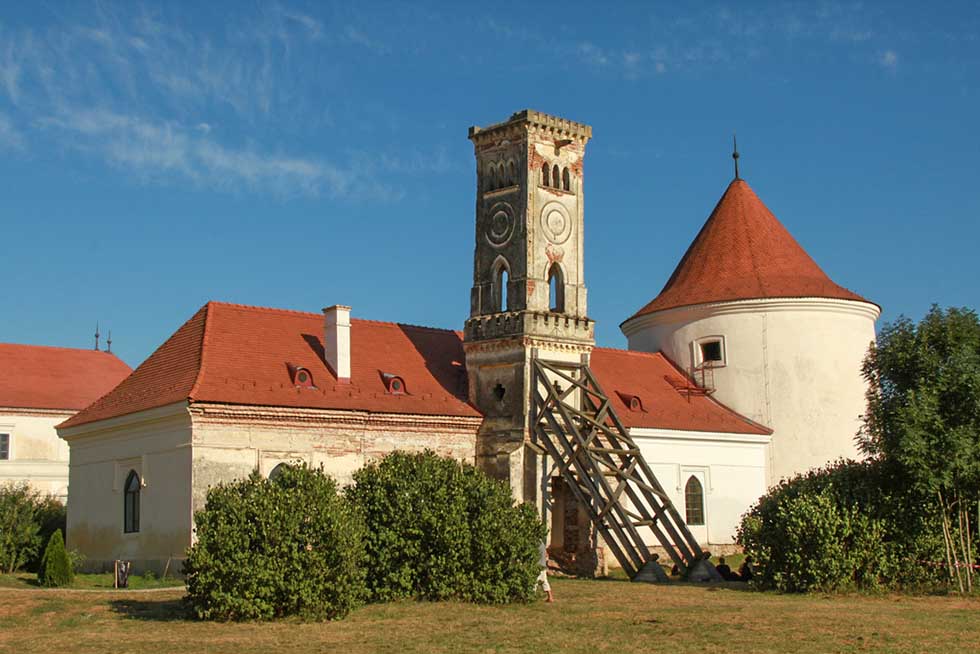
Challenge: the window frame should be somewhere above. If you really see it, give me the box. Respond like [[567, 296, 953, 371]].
[[0, 433, 9, 460], [693, 335, 727, 368], [684, 474, 705, 526], [123, 470, 141, 534]]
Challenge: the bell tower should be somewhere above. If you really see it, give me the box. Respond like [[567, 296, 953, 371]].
[[463, 110, 594, 502]]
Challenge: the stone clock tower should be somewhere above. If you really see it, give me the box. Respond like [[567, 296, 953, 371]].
[[463, 110, 594, 503]]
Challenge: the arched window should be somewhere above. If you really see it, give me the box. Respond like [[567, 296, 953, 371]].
[[552, 165, 560, 189], [541, 162, 550, 187], [547, 264, 565, 312], [492, 258, 510, 312], [562, 167, 571, 191], [269, 463, 288, 481], [684, 476, 704, 526], [508, 160, 517, 186], [124, 470, 140, 533]]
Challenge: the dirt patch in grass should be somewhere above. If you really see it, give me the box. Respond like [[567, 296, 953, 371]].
[[1, 578, 978, 653]]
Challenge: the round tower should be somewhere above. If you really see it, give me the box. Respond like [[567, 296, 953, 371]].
[[620, 177, 879, 485]]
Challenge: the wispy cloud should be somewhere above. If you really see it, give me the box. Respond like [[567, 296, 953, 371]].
[[0, 112, 25, 150], [36, 108, 388, 197], [0, 4, 413, 199], [878, 49, 899, 70]]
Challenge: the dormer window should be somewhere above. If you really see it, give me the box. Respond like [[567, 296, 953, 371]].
[[381, 372, 407, 395], [287, 363, 316, 388], [615, 391, 645, 412], [694, 336, 726, 368]]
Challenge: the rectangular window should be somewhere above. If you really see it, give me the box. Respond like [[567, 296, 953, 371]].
[[700, 340, 723, 363], [0, 434, 8, 460]]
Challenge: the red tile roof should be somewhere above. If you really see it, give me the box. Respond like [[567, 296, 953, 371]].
[[627, 179, 874, 320], [60, 301, 767, 435], [590, 347, 769, 435], [60, 302, 479, 428], [0, 343, 132, 411]]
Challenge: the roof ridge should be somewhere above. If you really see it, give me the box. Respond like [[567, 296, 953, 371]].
[[591, 346, 661, 359], [207, 300, 458, 334], [0, 342, 124, 358], [189, 302, 214, 400]]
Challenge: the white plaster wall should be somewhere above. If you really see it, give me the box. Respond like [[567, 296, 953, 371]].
[[60, 404, 193, 574], [630, 428, 770, 546], [0, 409, 74, 500], [623, 298, 879, 484]]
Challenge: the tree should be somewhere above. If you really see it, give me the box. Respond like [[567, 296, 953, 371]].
[[0, 483, 42, 573], [859, 305, 980, 592], [38, 529, 73, 587]]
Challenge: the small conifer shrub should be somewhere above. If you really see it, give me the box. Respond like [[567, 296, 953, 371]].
[[38, 529, 74, 587]]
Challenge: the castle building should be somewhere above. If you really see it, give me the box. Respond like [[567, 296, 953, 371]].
[[0, 343, 131, 500], [620, 177, 880, 484], [57, 110, 874, 573]]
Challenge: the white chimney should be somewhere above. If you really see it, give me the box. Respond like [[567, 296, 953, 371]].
[[323, 305, 351, 382]]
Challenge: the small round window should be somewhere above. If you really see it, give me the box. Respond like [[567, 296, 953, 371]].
[[391, 379, 402, 392], [297, 371, 309, 383], [630, 397, 641, 411]]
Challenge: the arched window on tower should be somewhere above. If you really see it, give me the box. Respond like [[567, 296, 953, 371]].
[[493, 259, 510, 312], [562, 167, 571, 191], [124, 470, 140, 533], [509, 160, 517, 186], [547, 264, 565, 312], [541, 162, 550, 187], [552, 165, 560, 189], [684, 476, 704, 526]]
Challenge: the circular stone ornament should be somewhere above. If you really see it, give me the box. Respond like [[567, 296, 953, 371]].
[[485, 202, 516, 248], [540, 201, 572, 244]]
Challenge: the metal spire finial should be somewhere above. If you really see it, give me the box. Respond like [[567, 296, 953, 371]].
[[106, 329, 112, 354], [94, 323, 100, 351], [732, 133, 740, 180]]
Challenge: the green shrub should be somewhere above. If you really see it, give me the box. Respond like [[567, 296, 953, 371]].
[[0, 483, 43, 573], [38, 529, 74, 587], [346, 450, 546, 604], [737, 459, 943, 592], [27, 496, 67, 572], [183, 465, 367, 621]]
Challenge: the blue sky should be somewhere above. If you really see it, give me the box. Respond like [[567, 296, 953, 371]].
[[1, 1, 978, 368]]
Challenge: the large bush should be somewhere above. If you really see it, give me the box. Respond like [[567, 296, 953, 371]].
[[737, 459, 944, 592], [184, 465, 366, 621], [346, 450, 546, 604], [0, 483, 65, 574], [38, 529, 73, 587]]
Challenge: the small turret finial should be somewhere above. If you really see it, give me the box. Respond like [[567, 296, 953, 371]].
[[94, 323, 100, 351], [733, 133, 740, 180], [106, 329, 112, 354]]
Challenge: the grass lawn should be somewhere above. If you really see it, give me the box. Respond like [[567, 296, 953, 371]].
[[0, 572, 184, 590], [1, 576, 978, 654]]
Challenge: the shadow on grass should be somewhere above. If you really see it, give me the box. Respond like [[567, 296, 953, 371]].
[[109, 597, 193, 622]]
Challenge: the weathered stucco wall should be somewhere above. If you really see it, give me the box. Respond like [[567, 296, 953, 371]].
[[189, 404, 481, 515], [60, 403, 193, 574], [623, 297, 879, 485], [0, 408, 74, 500]]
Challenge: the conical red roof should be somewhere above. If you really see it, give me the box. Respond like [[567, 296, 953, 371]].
[[626, 179, 872, 320]]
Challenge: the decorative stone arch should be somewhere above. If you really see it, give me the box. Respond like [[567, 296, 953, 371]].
[[562, 167, 571, 191], [491, 255, 511, 312], [541, 162, 550, 187], [552, 164, 560, 189], [546, 262, 566, 312]]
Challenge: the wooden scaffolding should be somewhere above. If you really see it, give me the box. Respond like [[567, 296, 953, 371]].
[[530, 356, 721, 582]]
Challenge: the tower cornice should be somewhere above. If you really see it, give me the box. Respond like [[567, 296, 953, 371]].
[[469, 109, 592, 145]]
